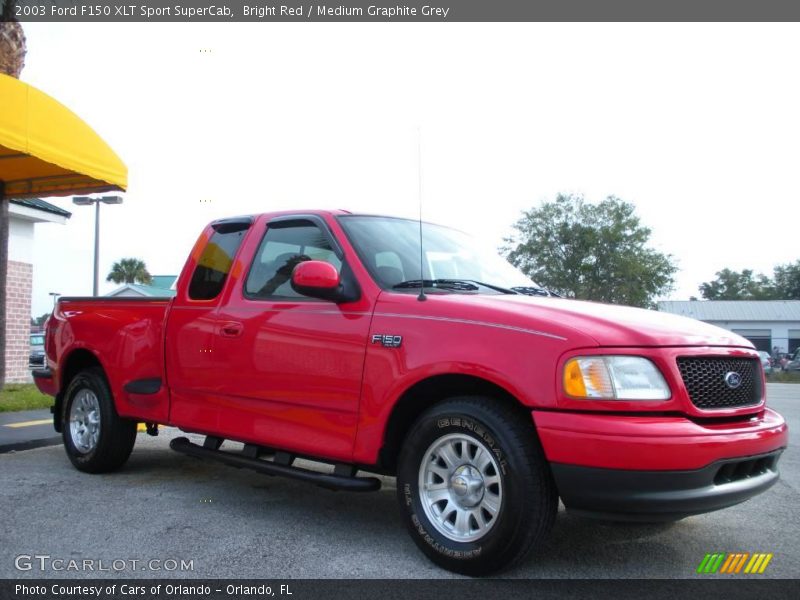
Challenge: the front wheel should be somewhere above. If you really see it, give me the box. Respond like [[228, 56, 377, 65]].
[[396, 397, 557, 575], [62, 367, 137, 473]]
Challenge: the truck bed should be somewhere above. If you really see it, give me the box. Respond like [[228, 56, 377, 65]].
[[48, 296, 173, 424]]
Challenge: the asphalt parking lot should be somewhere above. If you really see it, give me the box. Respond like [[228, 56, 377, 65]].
[[1, 384, 797, 579]]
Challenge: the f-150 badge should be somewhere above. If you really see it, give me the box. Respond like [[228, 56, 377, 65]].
[[371, 334, 403, 348]]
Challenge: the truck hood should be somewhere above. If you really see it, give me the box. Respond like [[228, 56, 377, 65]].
[[430, 294, 752, 348]]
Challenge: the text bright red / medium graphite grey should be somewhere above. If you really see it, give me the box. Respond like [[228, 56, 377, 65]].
[[243, 5, 451, 18]]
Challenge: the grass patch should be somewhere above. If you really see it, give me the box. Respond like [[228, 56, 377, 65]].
[[766, 371, 800, 384], [0, 384, 54, 412]]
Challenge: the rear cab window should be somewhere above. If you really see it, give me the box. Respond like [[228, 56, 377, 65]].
[[188, 219, 251, 301]]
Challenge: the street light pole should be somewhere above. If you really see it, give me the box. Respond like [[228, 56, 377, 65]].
[[94, 199, 100, 296], [72, 195, 123, 297]]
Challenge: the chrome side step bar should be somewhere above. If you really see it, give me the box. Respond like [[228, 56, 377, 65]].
[[169, 436, 381, 492]]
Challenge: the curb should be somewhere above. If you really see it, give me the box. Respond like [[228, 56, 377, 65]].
[[0, 437, 61, 454]]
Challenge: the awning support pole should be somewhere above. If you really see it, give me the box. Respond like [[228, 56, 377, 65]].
[[0, 181, 8, 390]]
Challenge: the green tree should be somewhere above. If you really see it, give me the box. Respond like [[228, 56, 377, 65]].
[[106, 258, 152, 285], [698, 268, 776, 300], [504, 194, 676, 308], [773, 260, 800, 299], [30, 313, 50, 328]]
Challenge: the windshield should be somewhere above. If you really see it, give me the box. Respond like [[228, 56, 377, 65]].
[[30, 335, 44, 346], [337, 215, 536, 293]]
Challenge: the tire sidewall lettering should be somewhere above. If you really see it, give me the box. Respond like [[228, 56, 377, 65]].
[[436, 416, 507, 475], [401, 415, 516, 561], [400, 398, 557, 574], [410, 513, 483, 559], [404, 482, 485, 560]]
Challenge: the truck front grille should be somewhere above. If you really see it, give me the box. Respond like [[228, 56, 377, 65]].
[[677, 357, 761, 409]]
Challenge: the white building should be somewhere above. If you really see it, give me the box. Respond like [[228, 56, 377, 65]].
[[658, 300, 800, 355], [106, 275, 177, 298], [5, 199, 71, 383]]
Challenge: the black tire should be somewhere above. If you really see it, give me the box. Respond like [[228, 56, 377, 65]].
[[61, 367, 137, 473], [396, 397, 557, 576]]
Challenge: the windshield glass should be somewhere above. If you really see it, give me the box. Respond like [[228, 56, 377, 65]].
[[338, 215, 536, 292], [30, 335, 44, 346]]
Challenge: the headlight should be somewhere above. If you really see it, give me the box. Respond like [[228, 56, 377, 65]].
[[563, 356, 670, 400]]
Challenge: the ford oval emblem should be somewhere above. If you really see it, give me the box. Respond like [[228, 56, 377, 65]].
[[724, 371, 743, 389]]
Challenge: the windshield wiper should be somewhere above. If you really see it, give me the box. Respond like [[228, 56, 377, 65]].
[[462, 280, 519, 295], [392, 279, 520, 294], [392, 279, 479, 291], [511, 286, 561, 298], [391, 279, 559, 297]]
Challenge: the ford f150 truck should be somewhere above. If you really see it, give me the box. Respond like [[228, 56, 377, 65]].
[[34, 210, 788, 575]]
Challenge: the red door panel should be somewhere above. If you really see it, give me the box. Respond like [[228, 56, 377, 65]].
[[209, 302, 371, 460], [166, 222, 251, 425]]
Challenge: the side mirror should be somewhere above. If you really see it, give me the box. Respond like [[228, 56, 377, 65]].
[[291, 261, 344, 302]]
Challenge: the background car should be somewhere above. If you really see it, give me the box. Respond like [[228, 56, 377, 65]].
[[28, 333, 45, 368], [774, 352, 792, 370], [784, 349, 800, 372], [759, 350, 773, 374]]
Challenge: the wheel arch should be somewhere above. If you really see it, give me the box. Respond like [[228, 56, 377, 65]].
[[54, 348, 105, 433], [377, 373, 530, 474]]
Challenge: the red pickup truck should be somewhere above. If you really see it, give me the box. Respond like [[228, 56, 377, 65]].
[[34, 210, 787, 575]]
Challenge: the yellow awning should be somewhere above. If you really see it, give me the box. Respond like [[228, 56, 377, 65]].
[[0, 73, 127, 198]]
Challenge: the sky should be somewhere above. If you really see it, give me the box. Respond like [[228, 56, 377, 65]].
[[18, 23, 800, 317]]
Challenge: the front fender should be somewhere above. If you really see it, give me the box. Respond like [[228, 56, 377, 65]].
[[352, 310, 578, 465]]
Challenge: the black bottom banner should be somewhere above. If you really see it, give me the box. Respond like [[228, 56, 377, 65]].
[[1, 579, 799, 600]]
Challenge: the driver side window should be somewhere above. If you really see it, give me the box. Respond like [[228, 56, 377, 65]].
[[245, 220, 342, 299]]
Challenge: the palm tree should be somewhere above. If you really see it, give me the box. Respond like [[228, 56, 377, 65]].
[[0, 4, 28, 390], [106, 258, 153, 285], [0, 9, 26, 77]]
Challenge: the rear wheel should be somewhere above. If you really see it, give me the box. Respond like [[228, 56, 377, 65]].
[[396, 397, 557, 575], [62, 367, 137, 473]]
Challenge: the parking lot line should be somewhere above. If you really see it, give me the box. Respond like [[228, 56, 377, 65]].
[[4, 419, 52, 428]]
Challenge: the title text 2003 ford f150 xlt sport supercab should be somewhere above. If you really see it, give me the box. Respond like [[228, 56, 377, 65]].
[[34, 211, 788, 575]]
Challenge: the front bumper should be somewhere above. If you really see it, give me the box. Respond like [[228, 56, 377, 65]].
[[551, 450, 783, 521], [533, 407, 788, 520]]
